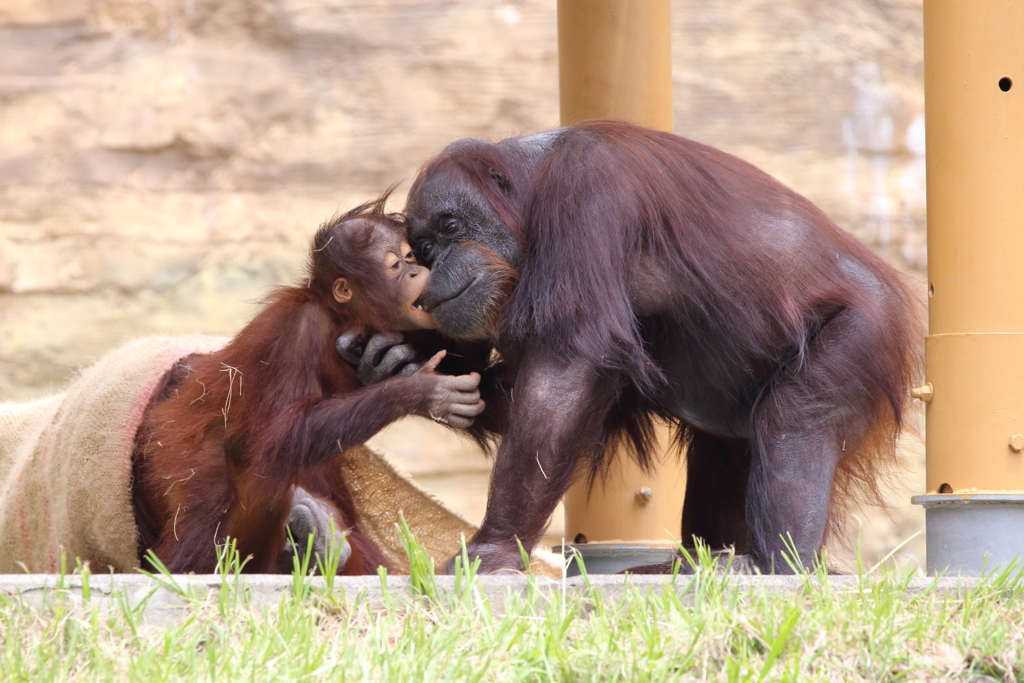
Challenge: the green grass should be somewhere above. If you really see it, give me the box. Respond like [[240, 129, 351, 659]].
[[2, 537, 1024, 682]]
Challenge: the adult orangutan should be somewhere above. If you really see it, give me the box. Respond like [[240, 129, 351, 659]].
[[358, 120, 921, 574], [131, 198, 485, 574]]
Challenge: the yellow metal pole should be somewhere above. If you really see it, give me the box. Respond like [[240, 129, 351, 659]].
[[558, 0, 685, 563], [917, 0, 1024, 573], [558, 0, 673, 131]]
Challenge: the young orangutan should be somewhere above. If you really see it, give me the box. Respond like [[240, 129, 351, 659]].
[[131, 196, 484, 574]]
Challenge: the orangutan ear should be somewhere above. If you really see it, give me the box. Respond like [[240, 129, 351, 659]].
[[333, 278, 354, 304]]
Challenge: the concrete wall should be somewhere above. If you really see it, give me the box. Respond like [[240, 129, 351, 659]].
[[0, 0, 926, 567]]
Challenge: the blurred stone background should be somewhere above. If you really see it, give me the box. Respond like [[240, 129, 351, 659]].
[[0, 0, 926, 569]]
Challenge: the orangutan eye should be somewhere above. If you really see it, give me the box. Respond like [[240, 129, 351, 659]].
[[418, 241, 435, 262], [440, 217, 458, 235]]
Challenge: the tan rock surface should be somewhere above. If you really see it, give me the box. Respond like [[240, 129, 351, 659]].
[[0, 0, 925, 568]]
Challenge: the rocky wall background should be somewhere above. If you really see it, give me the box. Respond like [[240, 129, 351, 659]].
[[0, 0, 926, 568]]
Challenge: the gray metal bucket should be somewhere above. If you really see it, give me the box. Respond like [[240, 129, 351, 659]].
[[556, 544, 678, 575], [912, 494, 1024, 575]]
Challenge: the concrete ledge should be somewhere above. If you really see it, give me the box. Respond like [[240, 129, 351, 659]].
[[0, 573, 989, 627]]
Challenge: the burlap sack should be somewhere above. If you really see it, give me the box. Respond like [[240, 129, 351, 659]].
[[0, 336, 561, 577], [0, 336, 227, 573]]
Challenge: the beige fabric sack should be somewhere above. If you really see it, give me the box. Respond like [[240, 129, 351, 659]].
[[0, 336, 561, 577]]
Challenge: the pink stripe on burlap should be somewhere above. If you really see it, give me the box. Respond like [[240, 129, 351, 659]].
[[120, 347, 198, 458], [36, 402, 63, 571], [16, 465, 29, 562], [14, 405, 63, 569]]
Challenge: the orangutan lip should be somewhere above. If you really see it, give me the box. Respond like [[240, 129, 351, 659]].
[[419, 274, 482, 313]]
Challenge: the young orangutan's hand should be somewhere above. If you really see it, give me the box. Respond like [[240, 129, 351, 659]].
[[411, 351, 485, 429]]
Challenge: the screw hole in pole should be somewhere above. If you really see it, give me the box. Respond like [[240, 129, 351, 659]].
[[999, 76, 1012, 92]]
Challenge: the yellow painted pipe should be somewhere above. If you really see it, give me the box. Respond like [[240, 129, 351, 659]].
[[558, 0, 673, 131], [562, 423, 687, 548], [557, 0, 684, 546], [923, 0, 1024, 494]]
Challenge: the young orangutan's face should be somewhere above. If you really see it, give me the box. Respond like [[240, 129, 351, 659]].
[[375, 223, 437, 331], [330, 218, 437, 331]]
